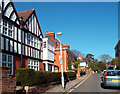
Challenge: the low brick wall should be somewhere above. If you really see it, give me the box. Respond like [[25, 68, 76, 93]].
[[27, 81, 61, 93], [0, 70, 16, 93]]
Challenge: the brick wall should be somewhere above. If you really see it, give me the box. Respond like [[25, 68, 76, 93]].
[[0, 70, 16, 93], [14, 56, 27, 75], [39, 61, 45, 71]]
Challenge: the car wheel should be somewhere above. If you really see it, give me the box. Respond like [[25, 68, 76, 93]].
[[101, 83, 106, 89]]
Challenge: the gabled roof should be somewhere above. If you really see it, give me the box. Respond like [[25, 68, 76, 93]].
[[17, 8, 43, 37], [114, 40, 120, 49], [17, 9, 35, 22]]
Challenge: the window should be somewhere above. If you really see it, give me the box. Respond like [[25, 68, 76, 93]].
[[2, 20, 13, 38], [27, 59, 39, 71], [1, 37, 4, 50], [44, 42, 46, 48], [31, 36, 33, 46], [34, 38, 36, 48], [27, 34, 30, 45], [8, 23, 12, 29], [2, 54, 7, 62], [8, 56, 12, 62], [3, 27, 7, 35], [3, 20, 7, 27], [8, 30, 12, 37], [37, 40, 39, 48], [48, 64, 52, 71], [1, 54, 13, 75]]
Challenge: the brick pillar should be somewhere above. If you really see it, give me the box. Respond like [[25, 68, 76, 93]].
[[0, 70, 16, 93], [77, 67, 80, 78]]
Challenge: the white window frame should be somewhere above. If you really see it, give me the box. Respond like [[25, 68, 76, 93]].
[[1, 53, 13, 75], [27, 59, 39, 71], [2, 20, 13, 38]]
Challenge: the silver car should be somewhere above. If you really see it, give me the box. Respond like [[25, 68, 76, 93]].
[[102, 70, 120, 88]]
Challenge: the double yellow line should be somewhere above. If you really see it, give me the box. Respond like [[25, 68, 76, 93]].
[[67, 74, 92, 94]]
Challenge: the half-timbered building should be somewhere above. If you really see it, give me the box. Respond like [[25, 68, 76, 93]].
[[0, 0, 44, 75]]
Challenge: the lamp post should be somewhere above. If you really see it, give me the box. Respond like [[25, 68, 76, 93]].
[[20, 17, 24, 68], [55, 32, 64, 89]]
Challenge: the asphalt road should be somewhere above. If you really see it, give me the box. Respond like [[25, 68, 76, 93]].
[[69, 73, 120, 93]]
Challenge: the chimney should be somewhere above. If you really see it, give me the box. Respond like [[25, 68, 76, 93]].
[[45, 31, 55, 40]]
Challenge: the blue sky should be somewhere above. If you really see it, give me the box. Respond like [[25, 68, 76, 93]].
[[14, 2, 118, 59]]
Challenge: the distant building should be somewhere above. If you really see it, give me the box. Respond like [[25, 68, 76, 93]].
[[78, 57, 88, 72], [45, 31, 77, 72], [114, 40, 120, 57], [0, 0, 44, 75], [43, 38, 55, 72]]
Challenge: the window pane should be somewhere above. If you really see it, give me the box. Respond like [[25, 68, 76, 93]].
[[2, 54, 6, 62], [31, 61, 33, 65], [27, 34, 30, 45], [8, 30, 12, 37], [8, 56, 12, 62], [3, 20, 7, 26], [8, 23, 12, 29], [31, 36, 33, 46], [2, 63, 6, 66], [3, 27, 7, 35]]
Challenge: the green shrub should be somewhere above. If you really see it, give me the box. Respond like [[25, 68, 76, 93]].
[[0, 66, 10, 70], [80, 71, 86, 76], [15, 68, 35, 86], [65, 72, 76, 79], [15, 68, 76, 86]]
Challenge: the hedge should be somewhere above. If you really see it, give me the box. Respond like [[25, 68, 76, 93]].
[[15, 68, 76, 86], [80, 71, 86, 76], [0, 66, 10, 70]]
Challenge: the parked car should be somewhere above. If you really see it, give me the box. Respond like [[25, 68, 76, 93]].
[[66, 70, 75, 73], [102, 70, 120, 88]]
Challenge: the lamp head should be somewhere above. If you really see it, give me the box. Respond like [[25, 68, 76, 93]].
[[56, 32, 62, 36]]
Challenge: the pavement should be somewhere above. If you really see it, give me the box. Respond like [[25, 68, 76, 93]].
[[45, 73, 91, 93]]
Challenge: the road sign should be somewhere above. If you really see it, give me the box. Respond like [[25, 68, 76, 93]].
[[59, 55, 62, 64], [60, 61, 62, 64], [59, 55, 62, 60]]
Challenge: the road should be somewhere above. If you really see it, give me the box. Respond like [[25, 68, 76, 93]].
[[68, 73, 120, 93]]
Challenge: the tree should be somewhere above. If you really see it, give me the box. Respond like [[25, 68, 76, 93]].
[[86, 54, 94, 63], [74, 59, 80, 68], [68, 56, 71, 70], [99, 54, 112, 63], [97, 61, 106, 71], [88, 61, 99, 71], [108, 57, 120, 69], [71, 50, 85, 57]]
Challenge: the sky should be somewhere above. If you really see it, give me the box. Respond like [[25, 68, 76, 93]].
[[14, 2, 118, 59]]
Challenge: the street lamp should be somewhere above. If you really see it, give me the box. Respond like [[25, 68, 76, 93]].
[[20, 17, 24, 68], [55, 32, 65, 89]]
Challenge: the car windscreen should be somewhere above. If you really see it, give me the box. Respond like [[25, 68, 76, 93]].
[[107, 71, 120, 76]]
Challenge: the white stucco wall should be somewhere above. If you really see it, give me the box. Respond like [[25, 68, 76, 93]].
[[80, 62, 88, 67], [43, 38, 54, 61]]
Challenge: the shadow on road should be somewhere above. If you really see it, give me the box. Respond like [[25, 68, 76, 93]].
[[101, 83, 120, 90]]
